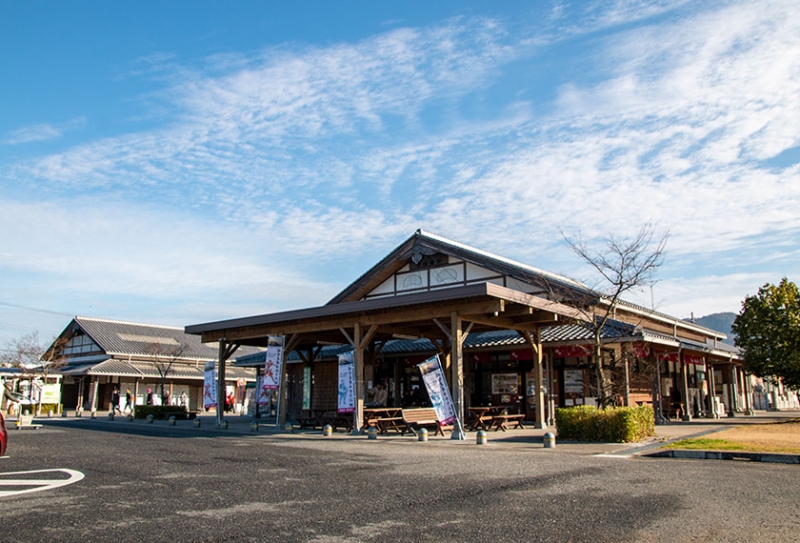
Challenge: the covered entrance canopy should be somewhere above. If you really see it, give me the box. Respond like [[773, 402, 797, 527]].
[[186, 231, 594, 437], [187, 282, 589, 436]]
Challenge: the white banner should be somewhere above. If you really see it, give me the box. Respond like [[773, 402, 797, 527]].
[[337, 352, 355, 414], [418, 355, 457, 425], [203, 361, 217, 409], [262, 336, 285, 392]]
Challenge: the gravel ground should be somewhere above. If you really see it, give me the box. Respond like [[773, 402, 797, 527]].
[[1, 424, 799, 543]]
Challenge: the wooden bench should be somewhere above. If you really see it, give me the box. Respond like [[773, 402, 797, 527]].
[[401, 408, 445, 437], [489, 413, 525, 431]]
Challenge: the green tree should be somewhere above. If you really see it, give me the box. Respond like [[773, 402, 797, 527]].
[[732, 278, 800, 389]]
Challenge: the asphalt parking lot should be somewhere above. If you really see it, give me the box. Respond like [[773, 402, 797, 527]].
[[1, 417, 799, 543]]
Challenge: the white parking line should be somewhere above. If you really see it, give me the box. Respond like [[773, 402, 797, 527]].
[[0, 469, 85, 498]]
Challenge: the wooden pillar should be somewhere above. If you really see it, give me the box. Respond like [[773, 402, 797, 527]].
[[707, 363, 718, 419], [652, 349, 666, 425], [622, 345, 631, 407], [353, 323, 364, 434], [522, 330, 546, 429], [680, 351, 692, 421], [743, 370, 755, 416], [546, 352, 556, 427], [217, 339, 227, 426], [450, 312, 465, 440]]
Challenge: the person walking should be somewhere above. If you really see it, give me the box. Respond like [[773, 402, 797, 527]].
[[111, 388, 122, 414], [124, 388, 133, 414]]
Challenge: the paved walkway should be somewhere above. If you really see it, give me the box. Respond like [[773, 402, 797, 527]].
[[30, 409, 800, 458]]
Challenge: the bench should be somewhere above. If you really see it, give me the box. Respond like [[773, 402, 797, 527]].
[[15, 414, 42, 430], [489, 414, 525, 431], [401, 408, 445, 437]]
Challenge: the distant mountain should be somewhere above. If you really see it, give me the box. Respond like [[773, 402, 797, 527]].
[[690, 312, 737, 345]]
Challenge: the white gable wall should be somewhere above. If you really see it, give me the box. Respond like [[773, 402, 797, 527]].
[[363, 258, 545, 300]]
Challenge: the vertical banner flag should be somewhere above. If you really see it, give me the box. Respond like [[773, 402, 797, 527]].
[[203, 361, 217, 409], [418, 355, 457, 425], [258, 336, 284, 405], [337, 352, 356, 414]]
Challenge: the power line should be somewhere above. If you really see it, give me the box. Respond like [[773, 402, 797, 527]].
[[0, 301, 73, 317]]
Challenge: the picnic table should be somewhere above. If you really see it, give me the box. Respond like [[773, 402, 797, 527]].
[[467, 406, 525, 431], [363, 407, 404, 434], [298, 409, 354, 431]]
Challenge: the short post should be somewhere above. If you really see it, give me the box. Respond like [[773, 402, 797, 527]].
[[193, 418, 202, 428], [323, 424, 333, 437], [543, 431, 556, 448], [168, 416, 176, 426], [367, 426, 378, 440], [284, 422, 294, 434], [108, 412, 114, 421], [127, 414, 134, 422], [418, 427, 428, 442], [62, 411, 68, 418], [250, 421, 259, 432], [146, 414, 154, 424], [220, 419, 228, 430], [91, 411, 97, 419], [476, 429, 487, 445]]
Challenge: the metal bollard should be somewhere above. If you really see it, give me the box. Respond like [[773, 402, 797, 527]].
[[250, 421, 259, 432], [543, 431, 556, 448], [193, 418, 201, 428], [91, 411, 97, 419], [169, 416, 176, 426], [284, 422, 294, 433], [418, 428, 428, 442], [108, 412, 115, 421], [62, 411, 68, 418], [220, 419, 228, 430], [323, 424, 333, 437], [476, 429, 487, 445], [147, 414, 154, 424], [127, 414, 134, 422], [367, 426, 378, 440]]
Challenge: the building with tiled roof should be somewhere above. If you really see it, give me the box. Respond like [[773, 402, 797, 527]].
[[51, 316, 259, 413]]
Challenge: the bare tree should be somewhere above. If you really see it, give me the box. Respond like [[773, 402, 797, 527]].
[[144, 342, 187, 404], [4, 331, 69, 415], [563, 223, 668, 408]]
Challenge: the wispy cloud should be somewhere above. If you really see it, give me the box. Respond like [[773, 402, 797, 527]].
[[1, 1, 798, 333], [3, 117, 86, 145]]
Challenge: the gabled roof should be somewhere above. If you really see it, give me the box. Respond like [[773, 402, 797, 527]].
[[328, 229, 597, 305], [57, 316, 260, 362]]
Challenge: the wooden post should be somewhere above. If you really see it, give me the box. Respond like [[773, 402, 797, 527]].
[[680, 350, 691, 421], [353, 323, 363, 434], [217, 339, 227, 426], [622, 345, 631, 407], [533, 330, 546, 429], [707, 362, 718, 419], [450, 312, 465, 440]]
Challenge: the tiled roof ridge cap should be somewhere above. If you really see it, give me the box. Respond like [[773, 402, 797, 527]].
[[75, 316, 184, 331]]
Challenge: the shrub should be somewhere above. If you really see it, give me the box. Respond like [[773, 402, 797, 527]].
[[555, 405, 655, 443], [133, 405, 188, 419]]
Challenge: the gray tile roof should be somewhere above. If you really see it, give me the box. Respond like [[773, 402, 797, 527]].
[[71, 316, 260, 361], [233, 319, 652, 366]]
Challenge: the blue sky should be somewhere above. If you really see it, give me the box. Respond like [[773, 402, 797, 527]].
[[1, 0, 799, 345]]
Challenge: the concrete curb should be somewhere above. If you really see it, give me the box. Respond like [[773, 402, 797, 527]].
[[647, 449, 800, 464]]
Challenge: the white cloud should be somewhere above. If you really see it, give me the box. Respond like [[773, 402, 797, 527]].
[[3, 118, 86, 145], [2, 1, 799, 341]]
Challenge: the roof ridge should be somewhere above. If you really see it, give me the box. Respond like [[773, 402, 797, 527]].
[[75, 316, 184, 331], [415, 230, 592, 292]]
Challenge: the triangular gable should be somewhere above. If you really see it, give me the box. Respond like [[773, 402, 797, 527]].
[[328, 229, 595, 305]]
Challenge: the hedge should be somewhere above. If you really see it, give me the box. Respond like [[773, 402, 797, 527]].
[[133, 405, 189, 419], [555, 405, 655, 443]]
